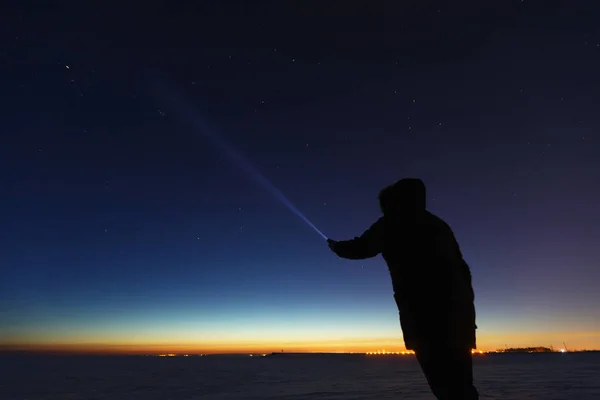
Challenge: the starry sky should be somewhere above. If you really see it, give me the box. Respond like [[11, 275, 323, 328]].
[[2, 1, 600, 354]]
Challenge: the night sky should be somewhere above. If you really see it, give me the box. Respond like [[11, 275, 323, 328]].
[[2, 1, 600, 354]]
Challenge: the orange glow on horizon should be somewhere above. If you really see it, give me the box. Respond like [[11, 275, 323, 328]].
[[2, 331, 600, 355]]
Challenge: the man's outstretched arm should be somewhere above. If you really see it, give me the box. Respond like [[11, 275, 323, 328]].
[[328, 217, 384, 260]]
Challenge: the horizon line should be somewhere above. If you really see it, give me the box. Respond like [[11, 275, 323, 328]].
[[2, 348, 599, 356]]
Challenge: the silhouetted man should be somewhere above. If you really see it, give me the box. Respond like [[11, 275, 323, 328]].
[[327, 178, 479, 400]]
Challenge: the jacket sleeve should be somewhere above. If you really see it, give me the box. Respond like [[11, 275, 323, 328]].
[[332, 217, 385, 260]]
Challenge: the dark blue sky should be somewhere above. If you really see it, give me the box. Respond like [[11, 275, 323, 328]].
[[2, 1, 600, 352]]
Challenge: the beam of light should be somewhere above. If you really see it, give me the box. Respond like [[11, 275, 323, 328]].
[[151, 80, 328, 241]]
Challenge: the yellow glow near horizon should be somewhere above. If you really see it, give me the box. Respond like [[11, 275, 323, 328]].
[[2, 331, 600, 354]]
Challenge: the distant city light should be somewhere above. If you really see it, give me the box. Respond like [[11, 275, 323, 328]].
[[365, 350, 415, 355]]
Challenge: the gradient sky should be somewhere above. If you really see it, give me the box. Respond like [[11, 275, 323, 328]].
[[2, 1, 600, 354]]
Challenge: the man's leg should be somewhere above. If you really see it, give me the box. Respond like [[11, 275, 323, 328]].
[[414, 345, 479, 400]]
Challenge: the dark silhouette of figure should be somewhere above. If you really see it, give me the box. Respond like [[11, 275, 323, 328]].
[[327, 178, 479, 400]]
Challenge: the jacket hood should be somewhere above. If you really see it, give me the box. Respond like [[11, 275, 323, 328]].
[[378, 178, 426, 215]]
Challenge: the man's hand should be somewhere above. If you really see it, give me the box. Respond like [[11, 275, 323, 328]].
[[327, 239, 338, 253]]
